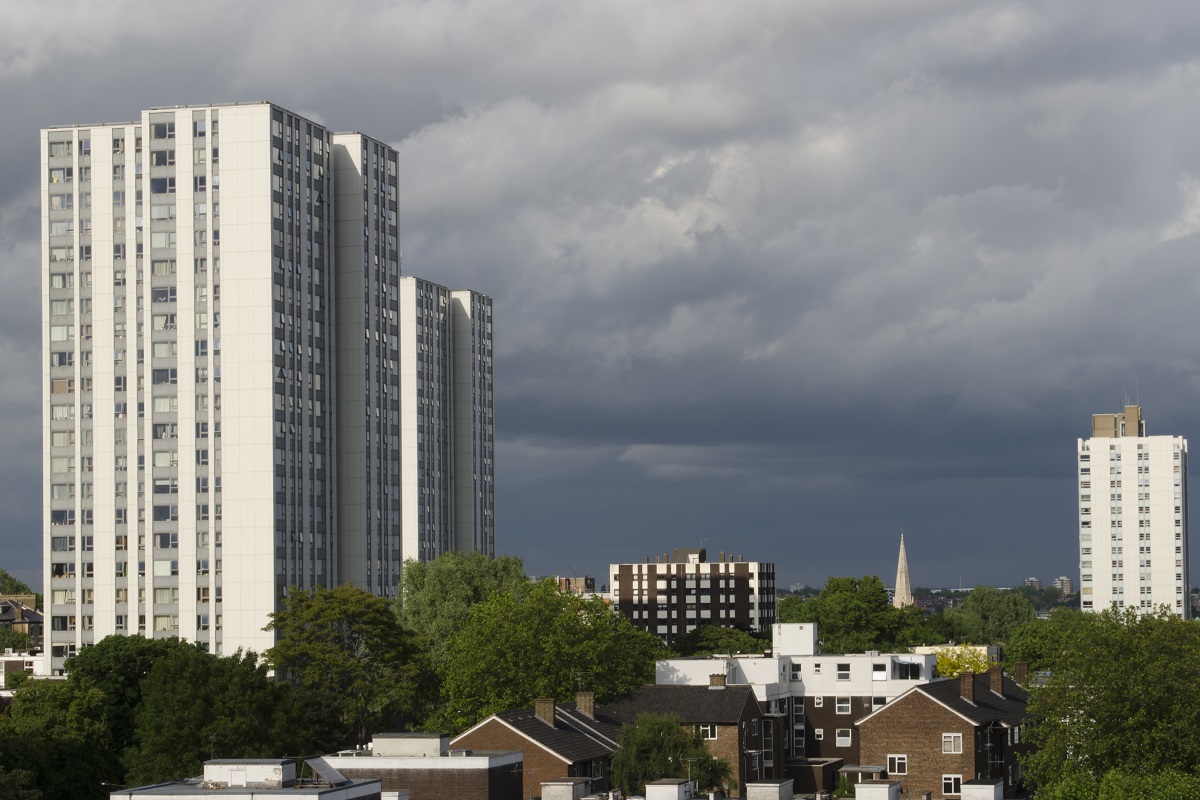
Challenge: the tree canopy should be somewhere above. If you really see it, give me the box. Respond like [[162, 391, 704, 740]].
[[123, 645, 318, 786], [943, 585, 1036, 644], [0, 569, 34, 595], [397, 551, 527, 666], [1023, 607, 1200, 794], [2, 678, 118, 799], [933, 644, 991, 678], [670, 624, 767, 658], [610, 713, 731, 796], [65, 635, 193, 765], [265, 584, 430, 746], [779, 576, 920, 653], [434, 580, 664, 731]]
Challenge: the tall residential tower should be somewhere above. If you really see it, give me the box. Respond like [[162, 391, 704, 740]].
[[1077, 405, 1189, 617], [42, 103, 494, 672]]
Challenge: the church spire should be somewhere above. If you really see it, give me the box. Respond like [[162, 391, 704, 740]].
[[893, 532, 913, 609]]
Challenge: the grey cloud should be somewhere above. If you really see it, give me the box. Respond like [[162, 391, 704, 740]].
[[4, 0, 1200, 590]]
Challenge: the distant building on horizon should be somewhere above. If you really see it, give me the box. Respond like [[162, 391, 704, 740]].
[[608, 548, 775, 644], [1078, 405, 1189, 617], [1022, 577, 1042, 590], [1052, 576, 1073, 595]]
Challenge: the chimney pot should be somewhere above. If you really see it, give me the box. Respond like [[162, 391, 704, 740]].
[[989, 664, 1004, 697], [960, 670, 976, 704], [534, 698, 556, 726], [576, 691, 595, 719]]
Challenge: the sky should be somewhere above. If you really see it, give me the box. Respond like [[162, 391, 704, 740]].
[[4, 0, 1200, 593]]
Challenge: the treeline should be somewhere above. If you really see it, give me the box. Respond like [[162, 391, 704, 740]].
[[0, 553, 666, 799], [777, 575, 1038, 651]]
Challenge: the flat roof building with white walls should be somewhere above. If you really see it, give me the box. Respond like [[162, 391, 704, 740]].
[[656, 623, 936, 788], [41, 103, 494, 673], [1078, 405, 1189, 618]]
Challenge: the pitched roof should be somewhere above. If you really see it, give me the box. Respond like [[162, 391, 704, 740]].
[[911, 674, 1028, 727], [856, 673, 1029, 730], [475, 701, 621, 764], [601, 684, 757, 726]]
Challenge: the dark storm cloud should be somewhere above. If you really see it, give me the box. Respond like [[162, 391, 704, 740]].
[[3, 0, 1200, 591]]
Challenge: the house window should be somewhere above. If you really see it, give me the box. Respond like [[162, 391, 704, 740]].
[[751, 719, 758, 736], [836, 698, 851, 715], [813, 663, 822, 674], [872, 696, 887, 710], [837, 663, 851, 680], [836, 729, 852, 747], [873, 663, 887, 681], [943, 775, 962, 796], [813, 697, 824, 708], [696, 724, 717, 740], [942, 733, 963, 754], [814, 729, 824, 741], [887, 755, 908, 776]]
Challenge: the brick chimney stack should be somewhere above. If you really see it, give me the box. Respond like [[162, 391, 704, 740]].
[[534, 698, 556, 726], [1014, 661, 1029, 686], [989, 664, 1004, 697], [576, 691, 595, 719], [709, 674, 727, 689], [960, 670, 976, 704]]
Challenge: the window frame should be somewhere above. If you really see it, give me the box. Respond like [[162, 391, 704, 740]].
[[887, 754, 908, 776]]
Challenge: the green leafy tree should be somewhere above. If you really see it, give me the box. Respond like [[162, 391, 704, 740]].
[[933, 644, 991, 678], [1004, 607, 1088, 673], [0, 569, 34, 595], [65, 635, 191, 766], [123, 645, 317, 785], [0, 628, 30, 652], [798, 576, 908, 653], [1023, 607, 1200, 794], [1, 678, 118, 799], [266, 585, 430, 746], [777, 594, 814, 624], [435, 581, 663, 731], [610, 713, 731, 795], [670, 625, 767, 657], [397, 551, 527, 667], [947, 585, 1036, 644]]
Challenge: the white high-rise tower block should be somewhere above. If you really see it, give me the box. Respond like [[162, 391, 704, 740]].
[[1078, 405, 1189, 618], [41, 103, 495, 674]]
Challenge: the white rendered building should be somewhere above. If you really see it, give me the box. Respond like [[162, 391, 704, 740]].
[[41, 103, 494, 673], [397, 277, 494, 563], [656, 623, 936, 779], [1078, 405, 1189, 617]]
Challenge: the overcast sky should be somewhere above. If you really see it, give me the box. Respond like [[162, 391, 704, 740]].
[[5, 1, 1200, 593]]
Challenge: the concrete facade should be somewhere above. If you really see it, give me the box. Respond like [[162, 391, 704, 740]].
[[1078, 405, 1189, 617], [41, 103, 494, 672], [609, 548, 775, 645]]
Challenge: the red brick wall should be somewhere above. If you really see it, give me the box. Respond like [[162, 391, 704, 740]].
[[857, 691, 977, 800], [454, 719, 584, 800], [333, 764, 522, 800]]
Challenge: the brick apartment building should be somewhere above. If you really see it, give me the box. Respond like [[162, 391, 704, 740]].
[[322, 733, 523, 800], [604, 682, 774, 796], [656, 623, 938, 793], [609, 548, 775, 645], [857, 666, 1030, 799], [451, 693, 619, 799]]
